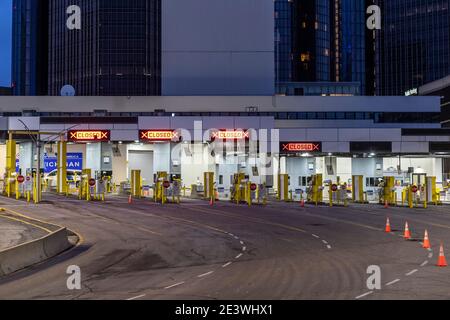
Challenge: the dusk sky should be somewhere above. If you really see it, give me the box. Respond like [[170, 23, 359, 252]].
[[0, 0, 12, 87]]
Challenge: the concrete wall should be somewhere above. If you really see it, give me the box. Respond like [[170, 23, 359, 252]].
[[162, 0, 274, 95]]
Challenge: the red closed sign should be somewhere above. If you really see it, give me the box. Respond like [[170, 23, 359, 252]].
[[26, 176, 31, 182], [88, 178, 96, 187], [411, 185, 418, 193], [17, 175, 25, 183], [163, 181, 170, 189], [331, 184, 338, 192], [250, 183, 257, 191]]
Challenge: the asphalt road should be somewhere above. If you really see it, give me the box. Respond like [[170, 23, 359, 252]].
[[0, 193, 449, 300]]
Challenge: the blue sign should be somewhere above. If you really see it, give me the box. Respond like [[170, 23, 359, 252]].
[[44, 153, 83, 174]]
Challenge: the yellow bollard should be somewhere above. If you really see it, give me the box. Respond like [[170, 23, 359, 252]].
[[27, 191, 30, 203]]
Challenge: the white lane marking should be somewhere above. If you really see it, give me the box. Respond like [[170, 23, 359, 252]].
[[197, 271, 214, 278], [427, 248, 432, 252], [127, 294, 146, 300], [326, 245, 332, 250], [322, 240, 328, 245], [242, 246, 247, 251], [406, 269, 418, 276], [234, 236, 239, 240], [240, 241, 244, 245], [385, 279, 401, 286], [312, 234, 320, 239], [428, 253, 433, 259], [164, 281, 185, 290], [355, 291, 374, 299], [420, 261, 429, 267], [222, 262, 232, 268], [235, 253, 243, 259]]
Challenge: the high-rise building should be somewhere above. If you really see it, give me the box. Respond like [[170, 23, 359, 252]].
[[11, 0, 49, 96], [48, 0, 161, 96], [275, 0, 375, 96], [162, 0, 274, 96], [375, 0, 450, 96]]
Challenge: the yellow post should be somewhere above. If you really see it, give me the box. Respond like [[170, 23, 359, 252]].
[[6, 138, 16, 198], [27, 191, 30, 203], [57, 141, 67, 194], [15, 178, 20, 200], [352, 175, 364, 203], [312, 174, 323, 206], [329, 184, 333, 207], [131, 170, 142, 198], [204, 172, 215, 201], [277, 174, 289, 202]]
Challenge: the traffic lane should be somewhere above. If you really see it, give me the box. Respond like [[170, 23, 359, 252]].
[[61, 196, 361, 299], [259, 202, 450, 299], [0, 198, 245, 300], [67, 196, 347, 299], [0, 215, 48, 250], [99, 197, 430, 299], [185, 203, 433, 299], [230, 200, 450, 250]]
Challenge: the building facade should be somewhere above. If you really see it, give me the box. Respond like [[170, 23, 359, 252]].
[[275, 0, 374, 96], [375, 0, 450, 96], [48, 0, 161, 96], [162, 0, 274, 96], [0, 95, 448, 201], [11, 0, 48, 96]]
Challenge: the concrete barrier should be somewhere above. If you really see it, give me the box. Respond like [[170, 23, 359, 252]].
[[0, 228, 72, 277]]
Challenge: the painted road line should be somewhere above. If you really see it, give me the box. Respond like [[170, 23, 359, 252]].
[[428, 253, 433, 259], [406, 269, 418, 276], [222, 262, 232, 268], [312, 234, 320, 239], [235, 253, 243, 259], [242, 246, 247, 251], [126, 294, 146, 301], [197, 271, 214, 278], [240, 241, 244, 245], [322, 240, 328, 244], [420, 261, 429, 267], [326, 245, 332, 250], [386, 279, 401, 286], [355, 291, 374, 299], [164, 282, 185, 289]]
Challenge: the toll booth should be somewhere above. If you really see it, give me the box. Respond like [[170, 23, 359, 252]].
[[327, 181, 348, 207], [277, 174, 289, 202], [153, 172, 181, 204], [307, 174, 323, 205], [230, 173, 247, 204], [380, 176, 396, 206], [403, 184, 427, 209], [79, 169, 92, 200]]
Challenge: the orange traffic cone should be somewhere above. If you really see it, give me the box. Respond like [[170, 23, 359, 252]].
[[384, 200, 389, 209], [437, 244, 447, 267], [403, 222, 411, 240], [423, 230, 431, 249], [300, 198, 305, 207], [128, 195, 132, 204], [385, 217, 392, 233]]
